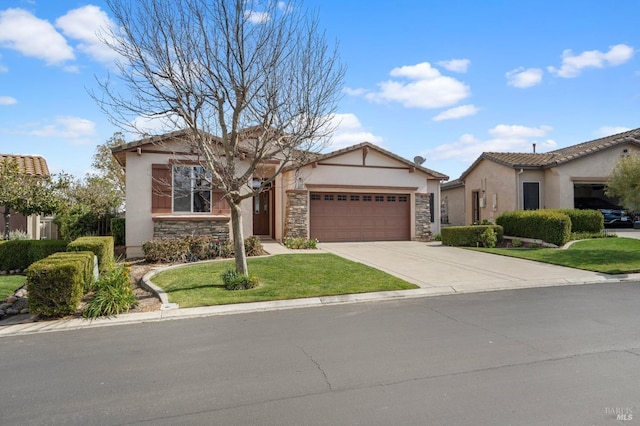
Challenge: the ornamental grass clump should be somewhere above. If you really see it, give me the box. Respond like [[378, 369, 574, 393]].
[[84, 264, 137, 319], [221, 268, 259, 291]]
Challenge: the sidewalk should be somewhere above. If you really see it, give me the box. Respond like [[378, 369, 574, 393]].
[[2, 239, 639, 338]]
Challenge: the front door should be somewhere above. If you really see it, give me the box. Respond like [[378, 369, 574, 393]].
[[472, 191, 480, 223], [253, 190, 270, 235]]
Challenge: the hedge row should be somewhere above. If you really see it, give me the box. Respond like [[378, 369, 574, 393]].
[[547, 209, 603, 233], [25, 236, 116, 317], [67, 236, 114, 274], [0, 240, 69, 271], [27, 251, 95, 317], [441, 225, 504, 247], [142, 236, 265, 263], [496, 210, 571, 246]]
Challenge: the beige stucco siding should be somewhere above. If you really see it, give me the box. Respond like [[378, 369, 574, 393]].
[[551, 144, 640, 209], [463, 159, 516, 224], [441, 185, 465, 226], [283, 148, 442, 239], [124, 150, 253, 258]]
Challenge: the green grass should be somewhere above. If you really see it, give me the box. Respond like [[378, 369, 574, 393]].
[[151, 253, 417, 308], [0, 275, 25, 300], [473, 237, 640, 274]]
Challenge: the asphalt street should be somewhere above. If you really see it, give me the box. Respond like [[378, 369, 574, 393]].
[[1, 282, 639, 425]]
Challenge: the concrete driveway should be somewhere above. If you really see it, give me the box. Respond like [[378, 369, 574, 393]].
[[319, 241, 620, 293]]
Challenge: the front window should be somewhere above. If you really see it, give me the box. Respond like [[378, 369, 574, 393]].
[[173, 165, 211, 213]]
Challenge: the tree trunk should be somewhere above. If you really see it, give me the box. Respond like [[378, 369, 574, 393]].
[[230, 201, 248, 276], [3, 205, 9, 240]]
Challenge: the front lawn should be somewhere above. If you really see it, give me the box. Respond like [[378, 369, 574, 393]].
[[151, 253, 417, 307], [473, 237, 640, 274], [0, 275, 25, 300]]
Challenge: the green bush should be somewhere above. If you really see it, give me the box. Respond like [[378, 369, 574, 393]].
[[221, 268, 259, 290], [283, 237, 319, 249], [27, 251, 94, 317], [46, 251, 96, 291], [496, 210, 572, 246], [244, 236, 266, 256], [84, 265, 137, 318], [110, 217, 125, 246], [67, 236, 114, 275], [0, 240, 69, 271], [480, 228, 497, 248], [549, 209, 603, 233], [55, 205, 100, 240], [441, 225, 504, 247], [142, 236, 265, 263]]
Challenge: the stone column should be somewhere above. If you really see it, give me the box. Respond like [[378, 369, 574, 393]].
[[415, 193, 432, 241], [284, 190, 309, 239]]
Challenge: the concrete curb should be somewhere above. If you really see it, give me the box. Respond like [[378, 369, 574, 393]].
[[1, 275, 636, 338], [2, 241, 639, 338]]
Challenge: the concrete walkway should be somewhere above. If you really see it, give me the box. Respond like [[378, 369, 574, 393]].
[[1, 236, 639, 337]]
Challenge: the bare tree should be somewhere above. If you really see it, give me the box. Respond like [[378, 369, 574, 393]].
[[95, 0, 344, 274]]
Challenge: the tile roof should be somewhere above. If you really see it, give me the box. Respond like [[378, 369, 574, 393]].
[[0, 154, 50, 176], [458, 127, 640, 180]]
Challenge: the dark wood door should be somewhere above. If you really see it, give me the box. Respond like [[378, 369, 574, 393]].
[[253, 191, 270, 235]]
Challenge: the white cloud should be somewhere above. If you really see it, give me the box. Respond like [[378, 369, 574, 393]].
[[0, 8, 74, 65], [432, 104, 478, 121], [325, 113, 383, 150], [245, 10, 270, 24], [55, 5, 120, 65], [595, 126, 632, 137], [0, 96, 17, 105], [506, 67, 543, 88], [365, 62, 471, 109], [343, 87, 367, 96], [437, 59, 470, 73], [130, 113, 183, 137], [423, 124, 556, 164], [548, 44, 635, 78], [27, 116, 96, 144]]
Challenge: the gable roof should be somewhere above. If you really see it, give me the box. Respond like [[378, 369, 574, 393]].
[[295, 141, 449, 180], [459, 127, 640, 180], [0, 154, 50, 176]]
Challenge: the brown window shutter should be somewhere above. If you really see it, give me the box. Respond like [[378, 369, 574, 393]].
[[152, 164, 172, 213], [211, 189, 231, 214]]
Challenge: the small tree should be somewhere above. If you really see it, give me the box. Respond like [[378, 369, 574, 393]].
[[0, 158, 67, 240], [95, 0, 345, 275], [91, 132, 126, 201], [606, 153, 640, 212]]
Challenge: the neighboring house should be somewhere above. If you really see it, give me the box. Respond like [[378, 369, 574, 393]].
[[112, 131, 448, 258], [441, 128, 640, 225], [0, 154, 51, 240]]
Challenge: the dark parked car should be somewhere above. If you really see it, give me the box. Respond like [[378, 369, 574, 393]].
[[599, 209, 633, 228]]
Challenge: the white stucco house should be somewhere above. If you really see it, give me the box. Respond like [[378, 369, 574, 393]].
[[441, 128, 640, 225], [112, 131, 448, 258]]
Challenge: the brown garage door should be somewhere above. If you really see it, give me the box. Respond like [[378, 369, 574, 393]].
[[310, 192, 410, 242]]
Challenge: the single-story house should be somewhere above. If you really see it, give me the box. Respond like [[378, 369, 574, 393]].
[[441, 127, 640, 225], [112, 131, 449, 258], [0, 154, 53, 240]]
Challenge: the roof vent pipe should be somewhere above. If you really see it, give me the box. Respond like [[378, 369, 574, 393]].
[[532, 143, 536, 154]]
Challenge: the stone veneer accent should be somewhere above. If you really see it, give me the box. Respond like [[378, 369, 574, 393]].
[[153, 216, 230, 240], [415, 193, 432, 241], [284, 190, 309, 239]]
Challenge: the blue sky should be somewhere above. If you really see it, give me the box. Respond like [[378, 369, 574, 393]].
[[0, 0, 639, 180]]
